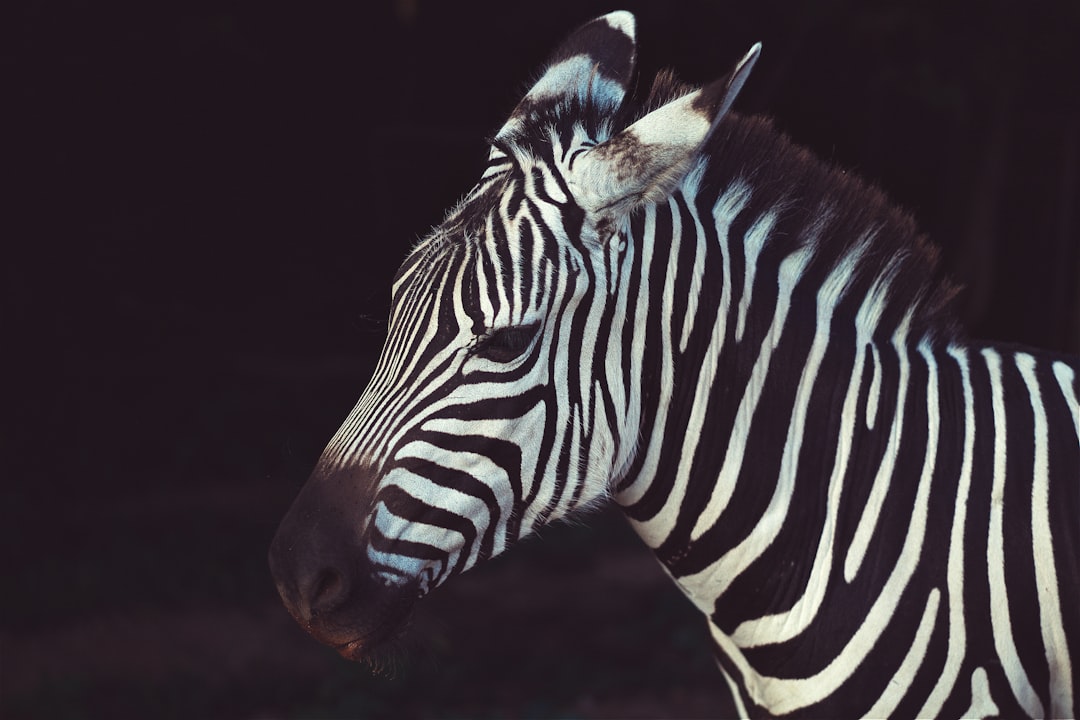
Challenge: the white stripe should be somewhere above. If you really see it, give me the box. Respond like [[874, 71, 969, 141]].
[[606, 236, 633, 473], [1016, 352, 1073, 719], [735, 210, 777, 343], [983, 347, 1045, 718], [586, 378, 620, 497], [554, 404, 585, 516], [683, 242, 811, 545], [855, 265, 893, 432], [719, 662, 750, 719], [866, 343, 881, 430], [480, 213, 510, 326], [917, 345, 976, 716], [664, 195, 685, 349], [962, 667, 1000, 719], [499, 185, 524, 322], [844, 311, 913, 583], [1052, 361, 1079, 440], [679, 163, 708, 353]]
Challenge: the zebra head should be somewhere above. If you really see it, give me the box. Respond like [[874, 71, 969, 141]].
[[269, 11, 759, 660]]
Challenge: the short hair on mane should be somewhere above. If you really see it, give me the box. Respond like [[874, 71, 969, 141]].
[[637, 67, 962, 345]]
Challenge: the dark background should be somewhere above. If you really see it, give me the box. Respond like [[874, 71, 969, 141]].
[[5, 1, 1078, 718]]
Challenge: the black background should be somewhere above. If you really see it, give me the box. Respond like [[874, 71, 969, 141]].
[[5, 1, 1078, 718]]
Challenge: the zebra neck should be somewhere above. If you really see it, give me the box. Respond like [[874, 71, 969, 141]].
[[610, 170, 970, 610], [612, 175, 915, 533], [611, 114, 963, 540], [611, 256, 954, 633]]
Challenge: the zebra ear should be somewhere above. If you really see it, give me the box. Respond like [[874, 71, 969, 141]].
[[570, 43, 761, 219], [493, 11, 637, 142]]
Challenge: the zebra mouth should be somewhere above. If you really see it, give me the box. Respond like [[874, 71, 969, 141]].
[[304, 584, 419, 662], [326, 606, 415, 664], [304, 610, 410, 662], [334, 637, 369, 661]]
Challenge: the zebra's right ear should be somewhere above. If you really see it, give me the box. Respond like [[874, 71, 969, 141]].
[[570, 43, 761, 221], [493, 11, 637, 143]]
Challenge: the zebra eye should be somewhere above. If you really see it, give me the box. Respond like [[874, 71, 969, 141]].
[[473, 323, 540, 363]]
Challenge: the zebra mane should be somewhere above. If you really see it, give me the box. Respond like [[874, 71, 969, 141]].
[[705, 111, 962, 344], [634, 68, 963, 345], [640, 67, 695, 116]]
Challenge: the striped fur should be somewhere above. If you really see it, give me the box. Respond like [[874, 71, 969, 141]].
[[270, 12, 1079, 716]]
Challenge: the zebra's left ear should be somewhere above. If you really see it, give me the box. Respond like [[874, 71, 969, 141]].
[[493, 11, 637, 143], [570, 43, 761, 220]]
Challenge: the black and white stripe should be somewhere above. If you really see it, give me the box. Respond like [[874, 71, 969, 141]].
[[270, 11, 1078, 716]]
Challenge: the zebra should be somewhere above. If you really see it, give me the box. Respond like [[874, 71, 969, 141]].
[[268, 11, 1079, 717]]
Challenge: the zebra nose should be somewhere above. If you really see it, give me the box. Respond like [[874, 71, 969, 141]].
[[269, 538, 356, 623], [268, 474, 366, 625], [306, 565, 349, 617]]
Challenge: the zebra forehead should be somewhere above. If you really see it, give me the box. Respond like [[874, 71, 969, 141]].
[[402, 189, 500, 267], [393, 232, 462, 295]]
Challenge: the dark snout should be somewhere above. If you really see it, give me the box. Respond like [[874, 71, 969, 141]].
[[268, 468, 415, 659]]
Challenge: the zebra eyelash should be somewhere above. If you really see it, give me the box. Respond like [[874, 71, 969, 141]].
[[469, 322, 541, 363]]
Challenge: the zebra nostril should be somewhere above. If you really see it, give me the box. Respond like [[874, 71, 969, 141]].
[[308, 566, 349, 617]]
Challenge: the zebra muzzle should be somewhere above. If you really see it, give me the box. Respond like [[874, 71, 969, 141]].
[[268, 468, 419, 659]]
